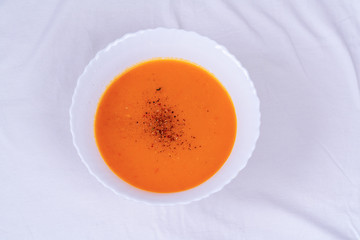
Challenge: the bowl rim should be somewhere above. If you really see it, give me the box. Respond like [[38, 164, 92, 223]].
[[69, 27, 261, 205]]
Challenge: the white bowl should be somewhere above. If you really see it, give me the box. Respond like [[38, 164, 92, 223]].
[[70, 28, 260, 205]]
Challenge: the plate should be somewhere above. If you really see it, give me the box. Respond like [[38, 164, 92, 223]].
[[70, 28, 260, 205]]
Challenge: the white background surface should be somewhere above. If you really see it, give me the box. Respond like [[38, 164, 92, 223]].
[[1, 0, 360, 239]]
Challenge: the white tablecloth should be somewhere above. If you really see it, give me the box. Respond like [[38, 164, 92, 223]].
[[1, 1, 359, 239]]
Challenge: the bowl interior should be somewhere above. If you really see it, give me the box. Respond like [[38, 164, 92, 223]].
[[70, 28, 260, 205]]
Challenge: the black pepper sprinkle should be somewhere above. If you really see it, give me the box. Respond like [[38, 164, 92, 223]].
[[139, 92, 202, 152]]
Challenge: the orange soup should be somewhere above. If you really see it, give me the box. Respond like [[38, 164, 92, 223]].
[[95, 59, 236, 193]]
